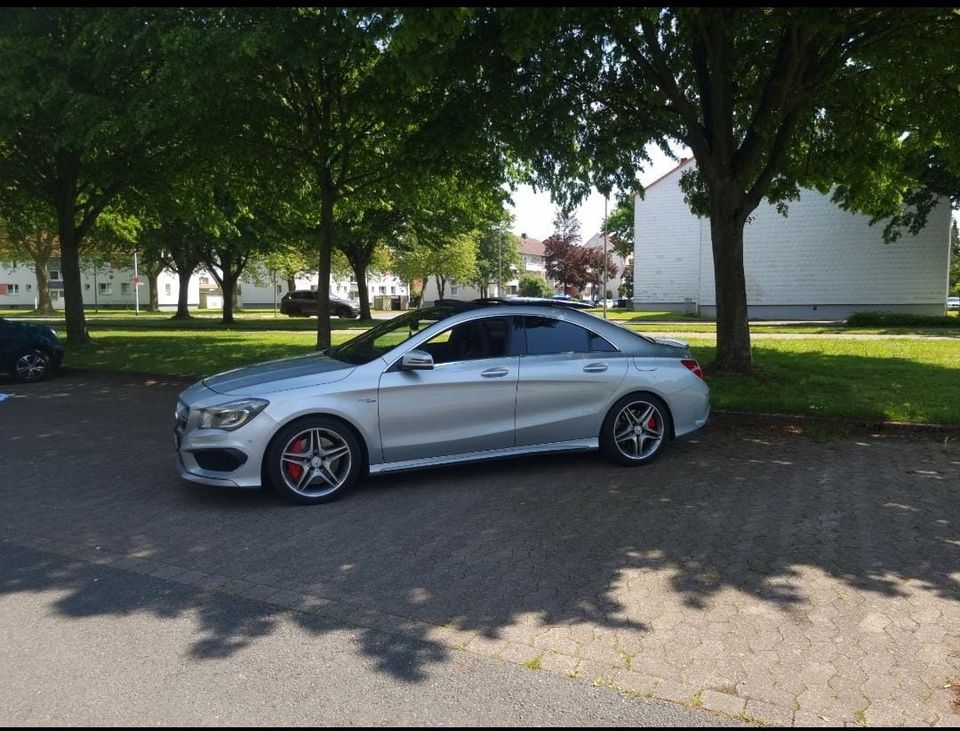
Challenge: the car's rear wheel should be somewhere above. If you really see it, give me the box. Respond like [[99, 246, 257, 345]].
[[12, 348, 52, 383], [265, 416, 362, 504], [286, 306, 302, 317], [599, 393, 672, 466]]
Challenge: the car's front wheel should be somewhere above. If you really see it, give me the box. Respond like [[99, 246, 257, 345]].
[[12, 348, 52, 383], [599, 393, 672, 466], [265, 416, 362, 504]]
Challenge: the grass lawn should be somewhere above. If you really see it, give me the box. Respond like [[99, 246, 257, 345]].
[[59, 327, 960, 425], [686, 336, 960, 425]]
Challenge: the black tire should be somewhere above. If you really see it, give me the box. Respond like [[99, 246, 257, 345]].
[[11, 348, 52, 383], [265, 416, 362, 504], [286, 306, 302, 317], [599, 392, 672, 466]]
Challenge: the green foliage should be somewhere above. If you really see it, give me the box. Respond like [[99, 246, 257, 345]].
[[470, 209, 522, 295], [518, 274, 553, 298], [845, 311, 960, 329], [602, 196, 635, 259]]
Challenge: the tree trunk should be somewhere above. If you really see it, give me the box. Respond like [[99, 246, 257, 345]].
[[709, 190, 752, 374], [315, 179, 335, 350], [435, 275, 445, 300], [287, 277, 296, 293], [173, 268, 193, 319], [33, 258, 53, 313], [353, 261, 370, 320], [479, 283, 488, 299], [56, 202, 89, 345], [147, 271, 160, 312]]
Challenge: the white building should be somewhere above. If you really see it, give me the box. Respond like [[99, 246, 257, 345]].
[[633, 158, 952, 318], [0, 256, 407, 311]]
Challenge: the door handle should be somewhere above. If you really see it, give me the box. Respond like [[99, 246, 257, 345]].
[[583, 363, 608, 373], [481, 367, 510, 378]]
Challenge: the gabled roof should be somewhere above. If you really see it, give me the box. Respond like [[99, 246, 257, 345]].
[[630, 157, 694, 198], [519, 235, 544, 256]]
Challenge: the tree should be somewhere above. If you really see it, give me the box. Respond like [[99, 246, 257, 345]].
[[543, 210, 589, 294], [618, 262, 634, 301], [494, 7, 956, 373], [0, 8, 192, 343], [0, 195, 58, 312], [518, 274, 553, 298], [601, 196, 635, 260], [582, 246, 618, 302], [469, 210, 522, 298], [432, 235, 478, 300]]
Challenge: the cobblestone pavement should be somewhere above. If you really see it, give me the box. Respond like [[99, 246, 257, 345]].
[[1, 373, 959, 726]]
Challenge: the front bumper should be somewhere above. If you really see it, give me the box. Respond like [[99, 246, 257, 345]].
[[175, 391, 278, 489]]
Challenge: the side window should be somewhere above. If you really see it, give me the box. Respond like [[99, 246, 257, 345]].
[[523, 316, 592, 355], [422, 317, 510, 364], [589, 331, 617, 352]]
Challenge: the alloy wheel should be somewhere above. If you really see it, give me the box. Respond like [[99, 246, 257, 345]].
[[613, 400, 664, 460], [279, 427, 353, 498]]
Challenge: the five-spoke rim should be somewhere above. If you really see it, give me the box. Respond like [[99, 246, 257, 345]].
[[15, 352, 47, 381], [613, 400, 664, 460], [280, 427, 352, 497]]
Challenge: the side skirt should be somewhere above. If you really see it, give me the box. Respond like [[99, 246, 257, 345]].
[[368, 438, 599, 476]]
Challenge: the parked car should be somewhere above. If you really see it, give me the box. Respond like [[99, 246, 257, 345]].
[[948, 296, 960, 311], [0, 318, 64, 383], [175, 300, 710, 504], [280, 290, 359, 318], [545, 295, 592, 310]]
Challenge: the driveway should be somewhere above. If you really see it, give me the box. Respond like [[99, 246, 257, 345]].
[[1, 372, 958, 726]]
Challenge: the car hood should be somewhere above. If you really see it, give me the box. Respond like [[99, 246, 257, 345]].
[[203, 353, 355, 395]]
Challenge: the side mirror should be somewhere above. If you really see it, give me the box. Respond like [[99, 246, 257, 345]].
[[400, 349, 434, 370]]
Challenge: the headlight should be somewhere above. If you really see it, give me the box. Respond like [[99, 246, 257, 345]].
[[48, 328, 59, 339], [175, 400, 188, 421], [198, 398, 269, 431]]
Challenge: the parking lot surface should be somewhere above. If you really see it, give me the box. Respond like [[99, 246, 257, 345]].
[[1, 372, 959, 726]]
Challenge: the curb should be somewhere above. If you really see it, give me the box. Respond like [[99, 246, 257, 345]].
[[711, 409, 960, 436]]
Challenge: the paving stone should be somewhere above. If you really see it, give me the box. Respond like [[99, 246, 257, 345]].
[[699, 689, 745, 716], [743, 699, 794, 726]]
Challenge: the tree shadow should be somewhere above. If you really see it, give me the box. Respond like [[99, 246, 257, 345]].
[[0, 363, 958, 684]]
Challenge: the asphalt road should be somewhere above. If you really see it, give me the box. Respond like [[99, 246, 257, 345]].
[[0, 542, 735, 726]]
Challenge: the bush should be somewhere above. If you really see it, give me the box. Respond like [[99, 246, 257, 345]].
[[846, 311, 960, 328], [518, 274, 553, 298]]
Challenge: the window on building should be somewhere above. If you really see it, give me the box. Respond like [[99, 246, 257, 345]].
[[26, 284, 32, 291], [48, 269, 61, 280], [390, 286, 397, 294], [507, 285, 518, 295], [199, 276, 210, 285], [450, 283, 459, 296], [121, 283, 131, 295], [85, 283, 90, 290], [0, 283, 19, 295], [164, 283, 172, 296], [51, 290, 63, 300], [99, 283, 112, 295], [379, 286, 386, 294]]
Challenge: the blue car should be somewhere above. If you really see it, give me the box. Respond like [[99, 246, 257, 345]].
[[0, 318, 64, 382]]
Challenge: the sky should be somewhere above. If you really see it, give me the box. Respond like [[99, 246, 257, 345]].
[[505, 142, 692, 241]]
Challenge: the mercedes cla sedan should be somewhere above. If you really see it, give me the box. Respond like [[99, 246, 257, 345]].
[[175, 302, 709, 504]]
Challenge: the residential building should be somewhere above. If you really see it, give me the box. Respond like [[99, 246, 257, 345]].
[[581, 232, 630, 302], [633, 158, 952, 318]]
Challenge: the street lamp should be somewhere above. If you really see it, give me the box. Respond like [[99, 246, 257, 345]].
[[603, 196, 608, 319]]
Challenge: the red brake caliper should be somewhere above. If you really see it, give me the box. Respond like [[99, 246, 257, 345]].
[[647, 417, 657, 429], [286, 437, 308, 482]]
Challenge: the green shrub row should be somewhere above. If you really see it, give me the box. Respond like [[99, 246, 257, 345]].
[[846, 311, 960, 328]]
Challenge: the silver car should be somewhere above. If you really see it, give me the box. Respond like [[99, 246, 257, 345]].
[[175, 302, 710, 504]]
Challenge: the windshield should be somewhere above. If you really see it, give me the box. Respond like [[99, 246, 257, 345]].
[[328, 306, 455, 365]]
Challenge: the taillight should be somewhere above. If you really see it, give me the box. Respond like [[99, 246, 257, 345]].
[[681, 359, 704, 379]]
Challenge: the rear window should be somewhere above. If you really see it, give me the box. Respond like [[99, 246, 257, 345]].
[[523, 316, 616, 354]]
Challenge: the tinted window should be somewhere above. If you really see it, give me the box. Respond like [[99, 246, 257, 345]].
[[424, 317, 510, 364], [523, 317, 591, 355]]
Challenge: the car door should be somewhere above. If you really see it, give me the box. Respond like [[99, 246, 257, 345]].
[[377, 315, 520, 463], [515, 315, 629, 446], [0, 319, 16, 364]]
